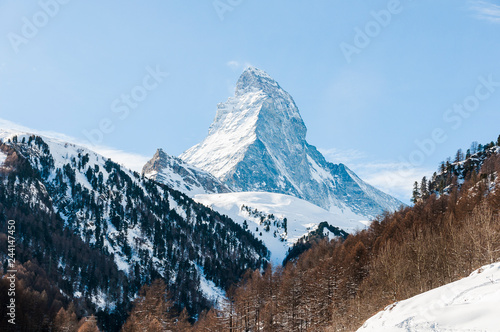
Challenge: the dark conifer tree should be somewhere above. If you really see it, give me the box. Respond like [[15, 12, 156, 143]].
[[420, 176, 429, 199]]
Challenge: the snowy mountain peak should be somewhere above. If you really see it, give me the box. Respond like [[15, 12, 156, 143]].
[[235, 66, 281, 95], [209, 67, 304, 135], [181, 68, 403, 221]]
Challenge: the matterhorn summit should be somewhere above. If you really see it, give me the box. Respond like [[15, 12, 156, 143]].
[[180, 67, 402, 219]]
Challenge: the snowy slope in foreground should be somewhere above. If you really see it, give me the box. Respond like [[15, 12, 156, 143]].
[[358, 262, 500, 332], [195, 192, 368, 264]]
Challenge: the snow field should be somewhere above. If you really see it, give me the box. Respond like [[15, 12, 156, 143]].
[[358, 262, 500, 332], [194, 191, 367, 264]]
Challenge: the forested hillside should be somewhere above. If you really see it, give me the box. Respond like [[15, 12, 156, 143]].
[[0, 133, 268, 331], [0, 143, 126, 331], [412, 136, 500, 201], [192, 136, 500, 331]]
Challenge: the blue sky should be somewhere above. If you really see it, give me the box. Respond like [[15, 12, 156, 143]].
[[1, 0, 499, 203]]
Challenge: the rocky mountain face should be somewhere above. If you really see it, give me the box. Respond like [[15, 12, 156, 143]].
[[180, 67, 402, 220], [142, 148, 231, 196]]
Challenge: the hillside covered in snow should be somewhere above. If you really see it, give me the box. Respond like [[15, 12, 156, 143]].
[[194, 192, 362, 264], [358, 262, 500, 332]]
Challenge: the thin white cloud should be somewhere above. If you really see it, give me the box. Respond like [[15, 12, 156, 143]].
[[226, 60, 240, 70], [226, 60, 253, 71], [318, 147, 366, 165], [0, 118, 150, 172], [469, 0, 500, 23], [353, 162, 431, 204], [89, 147, 150, 173], [225, 60, 254, 94], [320, 147, 432, 204]]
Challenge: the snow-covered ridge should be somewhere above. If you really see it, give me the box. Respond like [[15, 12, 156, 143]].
[[181, 67, 403, 222], [194, 192, 366, 264], [358, 262, 500, 332], [0, 118, 150, 172]]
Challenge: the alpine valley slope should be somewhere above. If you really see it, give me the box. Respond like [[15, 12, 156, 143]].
[[180, 67, 403, 220]]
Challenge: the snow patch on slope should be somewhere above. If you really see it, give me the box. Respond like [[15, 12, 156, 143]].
[[358, 262, 500, 332], [194, 192, 366, 264], [196, 266, 226, 308], [0, 151, 6, 166]]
